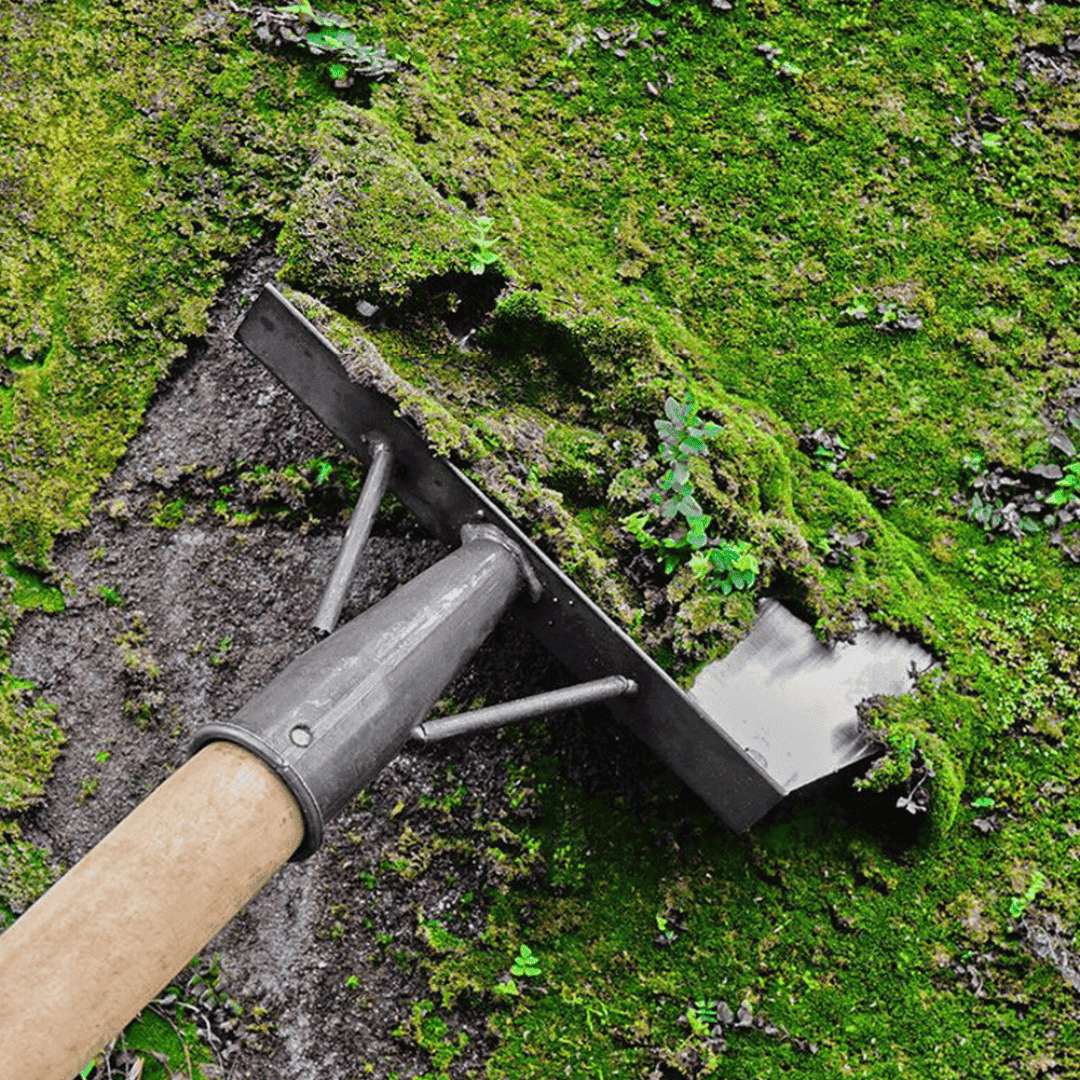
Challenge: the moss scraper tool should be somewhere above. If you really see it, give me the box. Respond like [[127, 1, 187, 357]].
[[0, 284, 908, 1079]]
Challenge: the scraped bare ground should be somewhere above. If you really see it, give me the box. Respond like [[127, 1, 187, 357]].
[[8, 243, 666, 1078]]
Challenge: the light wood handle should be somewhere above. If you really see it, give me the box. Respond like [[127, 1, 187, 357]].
[[0, 741, 305, 1080]]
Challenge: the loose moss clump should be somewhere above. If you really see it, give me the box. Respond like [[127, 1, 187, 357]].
[[278, 103, 480, 305]]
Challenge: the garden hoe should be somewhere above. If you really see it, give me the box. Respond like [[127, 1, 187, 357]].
[[0, 284, 929, 1079]]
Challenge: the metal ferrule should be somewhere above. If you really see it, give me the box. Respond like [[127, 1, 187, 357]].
[[189, 525, 533, 860]]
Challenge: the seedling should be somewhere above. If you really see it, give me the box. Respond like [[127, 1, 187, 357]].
[[654, 913, 677, 944], [1008, 870, 1045, 920], [755, 41, 803, 79], [693, 998, 719, 1026], [208, 636, 234, 668], [623, 394, 759, 593], [309, 457, 334, 485], [689, 539, 760, 596], [510, 943, 540, 977], [98, 586, 124, 607], [468, 216, 501, 276]]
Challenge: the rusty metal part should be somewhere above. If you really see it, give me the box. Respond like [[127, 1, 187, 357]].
[[236, 283, 784, 831], [311, 434, 393, 638], [411, 674, 638, 743], [190, 525, 528, 860]]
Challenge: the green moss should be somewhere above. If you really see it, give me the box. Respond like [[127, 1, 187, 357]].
[[5, 0, 1080, 1074], [0, 548, 65, 612], [0, 820, 62, 928], [0, 677, 65, 814], [278, 103, 477, 304], [407, 738, 1080, 1079]]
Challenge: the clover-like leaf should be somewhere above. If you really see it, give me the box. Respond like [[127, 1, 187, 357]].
[[661, 550, 683, 573], [676, 493, 703, 518], [685, 514, 711, 548], [510, 944, 541, 977], [689, 551, 711, 578], [655, 419, 680, 443]]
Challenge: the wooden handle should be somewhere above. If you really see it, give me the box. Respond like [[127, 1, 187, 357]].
[[0, 741, 304, 1080]]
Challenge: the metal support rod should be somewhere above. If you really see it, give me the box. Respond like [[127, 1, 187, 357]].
[[311, 436, 393, 638], [411, 674, 638, 744]]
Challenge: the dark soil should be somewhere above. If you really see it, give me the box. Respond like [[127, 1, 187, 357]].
[[8, 244, 605, 1077]]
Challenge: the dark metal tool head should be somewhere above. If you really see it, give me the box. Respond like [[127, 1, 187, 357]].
[[234, 283, 784, 832], [231, 283, 930, 837]]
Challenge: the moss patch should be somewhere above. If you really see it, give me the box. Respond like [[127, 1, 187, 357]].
[[278, 103, 479, 304], [3, 0, 1080, 1075]]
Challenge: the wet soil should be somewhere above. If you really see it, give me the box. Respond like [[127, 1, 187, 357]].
[[7, 243, 619, 1077]]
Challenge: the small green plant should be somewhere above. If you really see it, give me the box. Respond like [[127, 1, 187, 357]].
[[799, 425, 849, 472], [345, 974, 360, 990], [510, 943, 541, 977], [1008, 870, 1046, 920], [94, 750, 110, 763], [308, 457, 334, 485], [266, 2, 399, 85], [622, 394, 759, 594], [692, 998, 719, 1026], [689, 539, 760, 596], [814, 439, 845, 470], [1047, 462, 1080, 507], [468, 216, 501, 275], [972, 796, 995, 809], [151, 497, 186, 530], [755, 41, 803, 79], [98, 585, 124, 607], [655, 913, 677, 944], [208, 636, 234, 668]]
